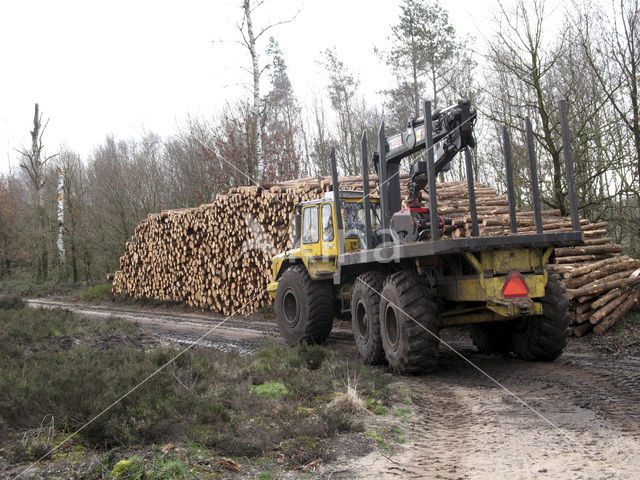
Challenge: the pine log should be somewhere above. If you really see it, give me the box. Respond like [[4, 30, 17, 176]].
[[590, 288, 623, 310], [589, 293, 629, 325], [564, 259, 640, 289], [572, 322, 593, 337], [555, 244, 622, 257], [593, 287, 640, 334], [564, 256, 627, 279], [556, 254, 617, 264], [566, 276, 640, 300]]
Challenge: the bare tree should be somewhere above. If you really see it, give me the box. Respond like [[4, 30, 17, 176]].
[[575, 0, 640, 193], [56, 165, 65, 272], [18, 104, 57, 280], [322, 48, 361, 175], [238, 1, 298, 181], [484, 0, 569, 213]]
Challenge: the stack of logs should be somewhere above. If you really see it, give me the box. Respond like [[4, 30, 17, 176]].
[[112, 177, 638, 335], [550, 256, 640, 336]]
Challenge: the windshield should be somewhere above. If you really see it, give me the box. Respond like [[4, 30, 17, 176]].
[[342, 201, 381, 230]]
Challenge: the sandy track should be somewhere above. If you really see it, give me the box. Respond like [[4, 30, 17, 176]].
[[26, 299, 640, 479]]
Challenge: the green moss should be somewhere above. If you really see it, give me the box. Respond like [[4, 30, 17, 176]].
[[251, 381, 289, 399], [111, 456, 144, 477]]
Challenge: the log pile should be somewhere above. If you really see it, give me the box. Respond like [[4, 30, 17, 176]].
[[112, 177, 638, 334], [550, 257, 640, 336]]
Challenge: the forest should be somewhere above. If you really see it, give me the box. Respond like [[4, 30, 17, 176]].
[[0, 0, 638, 286]]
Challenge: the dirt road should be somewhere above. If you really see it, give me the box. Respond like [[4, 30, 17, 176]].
[[27, 299, 640, 479]]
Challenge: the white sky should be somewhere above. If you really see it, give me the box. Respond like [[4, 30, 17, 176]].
[[0, 0, 501, 173]]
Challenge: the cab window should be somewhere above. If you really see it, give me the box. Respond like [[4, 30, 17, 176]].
[[322, 204, 334, 241], [302, 206, 319, 244]]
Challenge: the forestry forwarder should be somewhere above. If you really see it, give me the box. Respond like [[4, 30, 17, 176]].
[[267, 99, 584, 374]]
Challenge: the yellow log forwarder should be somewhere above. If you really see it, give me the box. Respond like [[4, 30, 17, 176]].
[[268, 99, 583, 374]]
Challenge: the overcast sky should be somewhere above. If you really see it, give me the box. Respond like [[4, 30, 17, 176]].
[[0, 0, 506, 173]]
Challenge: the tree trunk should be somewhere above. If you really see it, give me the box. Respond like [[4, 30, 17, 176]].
[[244, 0, 263, 181], [29, 104, 48, 281], [57, 166, 65, 273]]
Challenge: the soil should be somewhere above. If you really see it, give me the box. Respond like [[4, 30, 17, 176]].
[[25, 299, 640, 479]]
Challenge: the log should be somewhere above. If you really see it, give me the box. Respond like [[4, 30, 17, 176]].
[[556, 254, 616, 264], [555, 244, 622, 257], [566, 276, 640, 300], [564, 259, 640, 289], [564, 256, 626, 279], [110, 176, 639, 335], [577, 268, 640, 292], [572, 322, 593, 337], [589, 293, 629, 324], [590, 288, 623, 310], [593, 287, 640, 334]]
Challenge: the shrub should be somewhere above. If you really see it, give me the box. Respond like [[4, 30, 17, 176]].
[[82, 283, 114, 302], [0, 295, 25, 310], [0, 309, 392, 467]]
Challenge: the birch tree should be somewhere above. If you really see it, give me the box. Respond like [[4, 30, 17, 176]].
[[238, 0, 298, 181], [18, 104, 57, 280]]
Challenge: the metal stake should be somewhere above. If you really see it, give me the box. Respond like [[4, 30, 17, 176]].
[[526, 118, 543, 234], [502, 126, 518, 234], [559, 99, 581, 232], [361, 131, 374, 248], [378, 121, 390, 232], [464, 147, 479, 237], [424, 100, 440, 241], [330, 148, 345, 254]]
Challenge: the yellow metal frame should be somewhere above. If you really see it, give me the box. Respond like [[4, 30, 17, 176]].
[[437, 248, 552, 319], [269, 198, 553, 324], [268, 197, 379, 298]]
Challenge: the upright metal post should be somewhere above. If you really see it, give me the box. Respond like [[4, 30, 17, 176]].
[[361, 131, 374, 249], [377, 122, 390, 232], [525, 118, 543, 234], [424, 100, 440, 241], [330, 148, 345, 254], [559, 99, 582, 232], [502, 126, 518, 234], [464, 147, 479, 237]]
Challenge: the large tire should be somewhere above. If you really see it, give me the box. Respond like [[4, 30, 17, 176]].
[[274, 265, 334, 345], [351, 272, 386, 365], [511, 272, 570, 361], [468, 321, 514, 355], [379, 271, 441, 374]]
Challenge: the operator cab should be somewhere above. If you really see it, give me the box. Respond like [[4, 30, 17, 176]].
[[297, 191, 380, 255]]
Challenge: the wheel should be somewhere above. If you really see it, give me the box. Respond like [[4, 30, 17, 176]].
[[468, 321, 514, 355], [379, 271, 441, 374], [350, 272, 386, 365], [274, 265, 334, 345], [511, 272, 570, 361]]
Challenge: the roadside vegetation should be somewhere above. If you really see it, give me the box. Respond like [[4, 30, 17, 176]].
[[0, 301, 398, 478]]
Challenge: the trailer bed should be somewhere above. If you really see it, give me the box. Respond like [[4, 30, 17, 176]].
[[338, 231, 584, 266]]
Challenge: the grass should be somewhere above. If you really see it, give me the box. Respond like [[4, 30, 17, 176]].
[[0, 306, 394, 476], [251, 381, 290, 399], [0, 294, 25, 310], [81, 283, 114, 302], [110, 456, 190, 479]]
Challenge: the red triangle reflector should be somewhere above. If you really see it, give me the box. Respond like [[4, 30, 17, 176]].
[[502, 270, 529, 298]]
